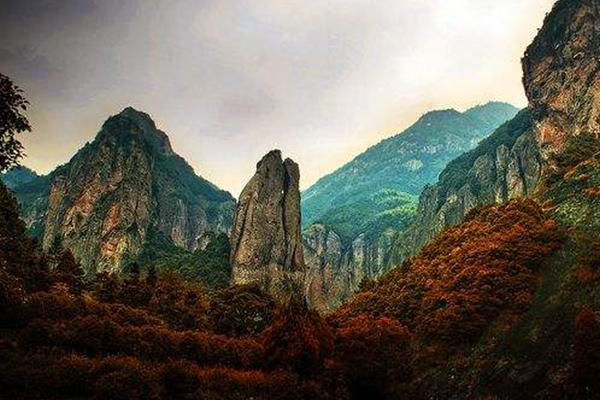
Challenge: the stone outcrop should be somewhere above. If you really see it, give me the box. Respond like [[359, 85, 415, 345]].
[[523, 0, 600, 158], [391, 110, 543, 265], [230, 150, 306, 303], [11, 107, 235, 273], [303, 224, 397, 312]]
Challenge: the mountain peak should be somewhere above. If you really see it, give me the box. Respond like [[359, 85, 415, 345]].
[[100, 107, 174, 155]]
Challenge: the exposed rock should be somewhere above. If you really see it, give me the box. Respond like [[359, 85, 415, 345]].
[[11, 107, 235, 273], [523, 0, 600, 159], [391, 110, 542, 265], [303, 224, 397, 312], [230, 150, 306, 303]]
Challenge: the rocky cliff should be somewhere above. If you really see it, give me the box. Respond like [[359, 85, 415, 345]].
[[523, 0, 600, 159], [304, 224, 399, 312], [303, 189, 416, 312], [391, 110, 542, 264], [230, 150, 306, 303], [11, 107, 235, 273]]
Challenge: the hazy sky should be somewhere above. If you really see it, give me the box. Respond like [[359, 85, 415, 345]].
[[0, 0, 555, 196]]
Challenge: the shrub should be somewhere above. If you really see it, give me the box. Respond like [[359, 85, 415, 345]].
[[334, 314, 412, 400], [263, 300, 334, 378]]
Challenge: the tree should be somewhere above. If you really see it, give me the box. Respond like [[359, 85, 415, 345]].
[[335, 314, 412, 400], [573, 306, 600, 395], [262, 299, 334, 378], [0, 73, 31, 172]]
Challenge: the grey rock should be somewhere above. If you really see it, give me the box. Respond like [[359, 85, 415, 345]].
[[230, 150, 306, 303]]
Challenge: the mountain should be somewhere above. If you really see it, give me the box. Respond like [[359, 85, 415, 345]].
[[334, 0, 600, 398], [391, 109, 541, 264], [9, 107, 235, 273], [0, 166, 38, 189], [303, 190, 416, 311], [302, 103, 518, 311], [301, 101, 519, 227]]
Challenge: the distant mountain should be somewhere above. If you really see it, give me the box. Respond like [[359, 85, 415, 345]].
[[302, 101, 518, 311], [10, 107, 235, 273], [1, 166, 38, 189], [301, 101, 519, 227], [391, 109, 541, 265]]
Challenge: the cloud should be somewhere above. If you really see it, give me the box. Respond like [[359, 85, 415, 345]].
[[1, 0, 557, 195], [0, 47, 55, 81]]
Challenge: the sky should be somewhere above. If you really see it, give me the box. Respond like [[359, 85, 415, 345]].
[[0, 0, 556, 197]]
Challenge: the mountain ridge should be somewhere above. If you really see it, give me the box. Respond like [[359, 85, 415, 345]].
[[301, 101, 519, 227]]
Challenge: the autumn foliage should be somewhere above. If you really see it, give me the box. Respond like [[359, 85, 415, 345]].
[[333, 314, 412, 400], [336, 199, 565, 349], [0, 182, 569, 400]]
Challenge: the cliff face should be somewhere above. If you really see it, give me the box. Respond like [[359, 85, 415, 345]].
[[392, 110, 542, 264], [303, 224, 398, 312], [12, 108, 235, 273], [230, 150, 306, 303], [523, 0, 600, 159]]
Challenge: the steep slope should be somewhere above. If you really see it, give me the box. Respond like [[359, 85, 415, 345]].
[[230, 150, 306, 303], [10, 107, 235, 273], [392, 109, 542, 264], [301, 102, 518, 227], [335, 0, 600, 398], [303, 190, 416, 311], [302, 102, 518, 312], [0, 166, 38, 189]]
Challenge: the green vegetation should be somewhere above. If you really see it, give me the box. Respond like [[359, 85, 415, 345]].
[[311, 190, 417, 246], [437, 108, 532, 200], [539, 132, 600, 234], [0, 166, 38, 189], [301, 102, 518, 227], [138, 229, 232, 289]]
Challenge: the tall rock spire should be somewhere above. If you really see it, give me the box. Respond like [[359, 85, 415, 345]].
[[230, 150, 306, 303]]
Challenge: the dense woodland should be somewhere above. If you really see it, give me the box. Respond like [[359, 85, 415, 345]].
[[3, 174, 600, 399]]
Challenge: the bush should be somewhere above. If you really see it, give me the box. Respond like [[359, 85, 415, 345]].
[[263, 300, 334, 378], [334, 314, 412, 400]]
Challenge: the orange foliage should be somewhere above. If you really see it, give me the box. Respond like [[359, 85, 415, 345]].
[[333, 314, 412, 400], [263, 299, 334, 378], [573, 235, 600, 285], [336, 199, 565, 347]]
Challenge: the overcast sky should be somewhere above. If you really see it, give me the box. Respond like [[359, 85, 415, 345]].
[[0, 0, 555, 196]]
